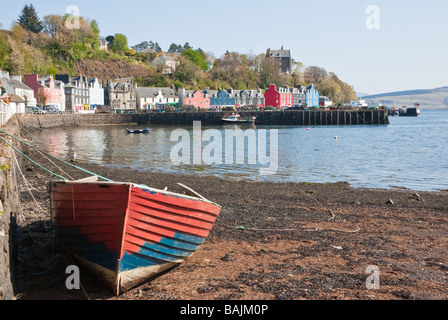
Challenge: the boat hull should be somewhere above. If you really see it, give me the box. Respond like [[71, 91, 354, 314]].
[[221, 120, 255, 124], [50, 181, 221, 295], [126, 128, 151, 134]]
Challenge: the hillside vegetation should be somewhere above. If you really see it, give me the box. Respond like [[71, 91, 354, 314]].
[[0, 5, 357, 104]]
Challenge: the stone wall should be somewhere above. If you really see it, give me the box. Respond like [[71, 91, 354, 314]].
[[0, 120, 21, 300], [15, 110, 389, 130]]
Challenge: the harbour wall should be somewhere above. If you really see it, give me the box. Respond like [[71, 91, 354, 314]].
[[14, 110, 389, 129], [0, 120, 22, 300]]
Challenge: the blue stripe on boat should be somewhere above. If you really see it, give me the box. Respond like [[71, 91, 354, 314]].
[[119, 233, 204, 272]]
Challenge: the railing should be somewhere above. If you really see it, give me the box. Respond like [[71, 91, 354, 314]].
[[0, 99, 14, 126]]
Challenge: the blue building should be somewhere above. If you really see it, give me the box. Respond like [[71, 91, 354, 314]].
[[305, 84, 320, 107], [209, 89, 236, 108]]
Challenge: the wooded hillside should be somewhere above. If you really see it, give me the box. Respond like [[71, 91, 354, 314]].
[[0, 5, 357, 104]]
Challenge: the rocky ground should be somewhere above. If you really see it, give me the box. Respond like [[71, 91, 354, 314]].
[[12, 145, 448, 301]]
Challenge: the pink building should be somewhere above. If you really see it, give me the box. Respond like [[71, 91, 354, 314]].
[[183, 90, 210, 109], [25, 74, 63, 108]]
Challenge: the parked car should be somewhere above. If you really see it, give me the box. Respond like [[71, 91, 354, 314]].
[[26, 106, 47, 114], [43, 105, 63, 114]]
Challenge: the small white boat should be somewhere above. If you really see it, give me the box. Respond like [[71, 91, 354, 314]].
[[221, 114, 256, 124]]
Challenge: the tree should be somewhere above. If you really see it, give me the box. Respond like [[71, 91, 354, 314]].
[[109, 33, 129, 53], [183, 42, 192, 51], [0, 35, 11, 70], [305, 66, 328, 83], [43, 15, 63, 38], [105, 35, 115, 44], [316, 77, 342, 103], [90, 20, 100, 48], [18, 4, 44, 33], [154, 42, 162, 53], [182, 49, 209, 71], [329, 72, 357, 103], [168, 43, 180, 53], [132, 41, 150, 52]]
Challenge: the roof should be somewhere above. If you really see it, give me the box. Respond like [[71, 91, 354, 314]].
[[10, 79, 33, 91], [267, 48, 291, 58], [8, 94, 25, 103], [136, 87, 178, 98]]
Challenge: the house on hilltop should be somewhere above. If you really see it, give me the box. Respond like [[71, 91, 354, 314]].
[[266, 47, 293, 74], [152, 53, 179, 74]]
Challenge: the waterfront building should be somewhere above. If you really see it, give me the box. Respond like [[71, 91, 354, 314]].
[[305, 84, 320, 107], [135, 86, 179, 109], [209, 90, 237, 109], [264, 84, 293, 108], [105, 79, 137, 110], [266, 47, 293, 74], [178, 88, 211, 109], [88, 78, 105, 108], [290, 85, 306, 107], [24, 74, 64, 109], [56, 75, 90, 111], [234, 90, 265, 109], [0, 71, 37, 107], [7, 94, 26, 114], [319, 96, 333, 108]]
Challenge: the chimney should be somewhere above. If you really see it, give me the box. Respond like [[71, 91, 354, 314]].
[[12, 75, 22, 82]]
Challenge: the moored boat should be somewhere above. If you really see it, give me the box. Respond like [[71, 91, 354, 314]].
[[399, 104, 421, 117], [125, 128, 152, 134], [221, 114, 256, 124], [50, 177, 221, 295]]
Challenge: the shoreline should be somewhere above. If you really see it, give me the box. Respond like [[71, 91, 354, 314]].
[[13, 144, 448, 300]]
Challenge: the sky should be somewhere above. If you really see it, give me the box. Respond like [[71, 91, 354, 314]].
[[1, 0, 448, 95]]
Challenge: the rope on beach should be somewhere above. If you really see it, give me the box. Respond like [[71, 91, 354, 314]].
[[293, 186, 337, 220], [293, 186, 361, 234], [0, 128, 112, 182], [303, 225, 361, 234], [12, 151, 46, 215]]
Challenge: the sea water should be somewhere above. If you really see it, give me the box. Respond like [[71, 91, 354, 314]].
[[30, 109, 448, 192]]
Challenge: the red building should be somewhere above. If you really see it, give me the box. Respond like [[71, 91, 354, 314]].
[[25, 74, 63, 108], [264, 84, 293, 108]]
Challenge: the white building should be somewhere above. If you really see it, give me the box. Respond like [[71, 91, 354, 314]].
[[0, 72, 37, 107], [135, 86, 179, 109], [152, 54, 179, 74], [88, 78, 105, 107]]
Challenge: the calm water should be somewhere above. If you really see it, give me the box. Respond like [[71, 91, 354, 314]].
[[30, 109, 448, 191]]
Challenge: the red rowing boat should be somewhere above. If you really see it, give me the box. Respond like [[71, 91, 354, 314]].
[[49, 177, 221, 295]]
